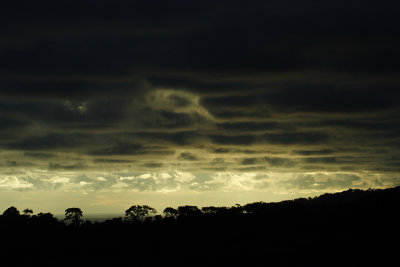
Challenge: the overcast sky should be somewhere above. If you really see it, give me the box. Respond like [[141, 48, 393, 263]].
[[1, 0, 399, 214]]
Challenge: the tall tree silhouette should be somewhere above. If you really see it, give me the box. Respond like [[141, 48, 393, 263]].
[[32, 212, 59, 225], [163, 207, 179, 218], [64, 208, 83, 226], [177, 206, 202, 218], [2, 206, 20, 217], [125, 205, 156, 222]]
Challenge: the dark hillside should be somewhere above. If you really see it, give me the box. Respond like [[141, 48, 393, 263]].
[[1, 187, 399, 267]]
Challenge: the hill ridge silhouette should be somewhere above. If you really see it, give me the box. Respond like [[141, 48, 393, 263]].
[[1, 186, 399, 267]]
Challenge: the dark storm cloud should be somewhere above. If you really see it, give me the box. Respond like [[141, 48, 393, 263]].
[[135, 109, 195, 130], [201, 87, 400, 117], [234, 166, 268, 172], [93, 158, 134, 164], [240, 157, 295, 167], [212, 148, 231, 154], [130, 131, 199, 146], [24, 152, 56, 159], [237, 149, 258, 154], [89, 141, 175, 156], [1, 0, 400, 193], [88, 143, 175, 156], [3, 160, 35, 167], [240, 158, 258, 165], [88, 143, 144, 156], [211, 147, 257, 154], [305, 119, 400, 132], [266, 87, 400, 113], [293, 149, 335, 156], [200, 94, 270, 119], [178, 152, 198, 161], [0, 99, 81, 124], [264, 157, 296, 167], [2, 0, 399, 100], [0, 80, 143, 100], [208, 109, 270, 120], [49, 162, 86, 170], [202, 95, 260, 109], [302, 157, 338, 164], [261, 132, 329, 145], [209, 134, 255, 146], [2, 0, 399, 80], [4, 133, 92, 151], [0, 98, 132, 134], [0, 117, 27, 130], [143, 163, 163, 168], [217, 122, 283, 132]]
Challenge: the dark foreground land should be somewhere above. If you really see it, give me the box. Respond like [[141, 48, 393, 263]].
[[1, 187, 399, 267]]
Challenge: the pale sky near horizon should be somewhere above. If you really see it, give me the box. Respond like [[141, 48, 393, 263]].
[[1, 0, 400, 215]]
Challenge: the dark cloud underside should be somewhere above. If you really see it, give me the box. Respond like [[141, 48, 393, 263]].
[[1, 0, 400, 201]]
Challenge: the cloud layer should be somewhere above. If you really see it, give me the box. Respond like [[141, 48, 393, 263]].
[[1, 0, 400, 212]]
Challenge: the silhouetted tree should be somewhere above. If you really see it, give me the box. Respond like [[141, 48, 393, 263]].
[[153, 215, 162, 222], [177, 205, 202, 218], [2, 206, 20, 217], [201, 206, 230, 215], [64, 207, 83, 226], [22, 208, 33, 217], [125, 205, 156, 222], [32, 212, 59, 224], [230, 204, 244, 214], [243, 201, 268, 214], [163, 207, 179, 218]]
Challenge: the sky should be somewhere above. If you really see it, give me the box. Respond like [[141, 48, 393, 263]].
[[1, 0, 400, 215]]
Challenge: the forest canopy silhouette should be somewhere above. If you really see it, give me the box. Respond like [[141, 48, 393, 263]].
[[1, 186, 399, 267]]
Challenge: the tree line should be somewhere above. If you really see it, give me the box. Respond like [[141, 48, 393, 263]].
[[1, 186, 399, 267], [2, 186, 399, 226]]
